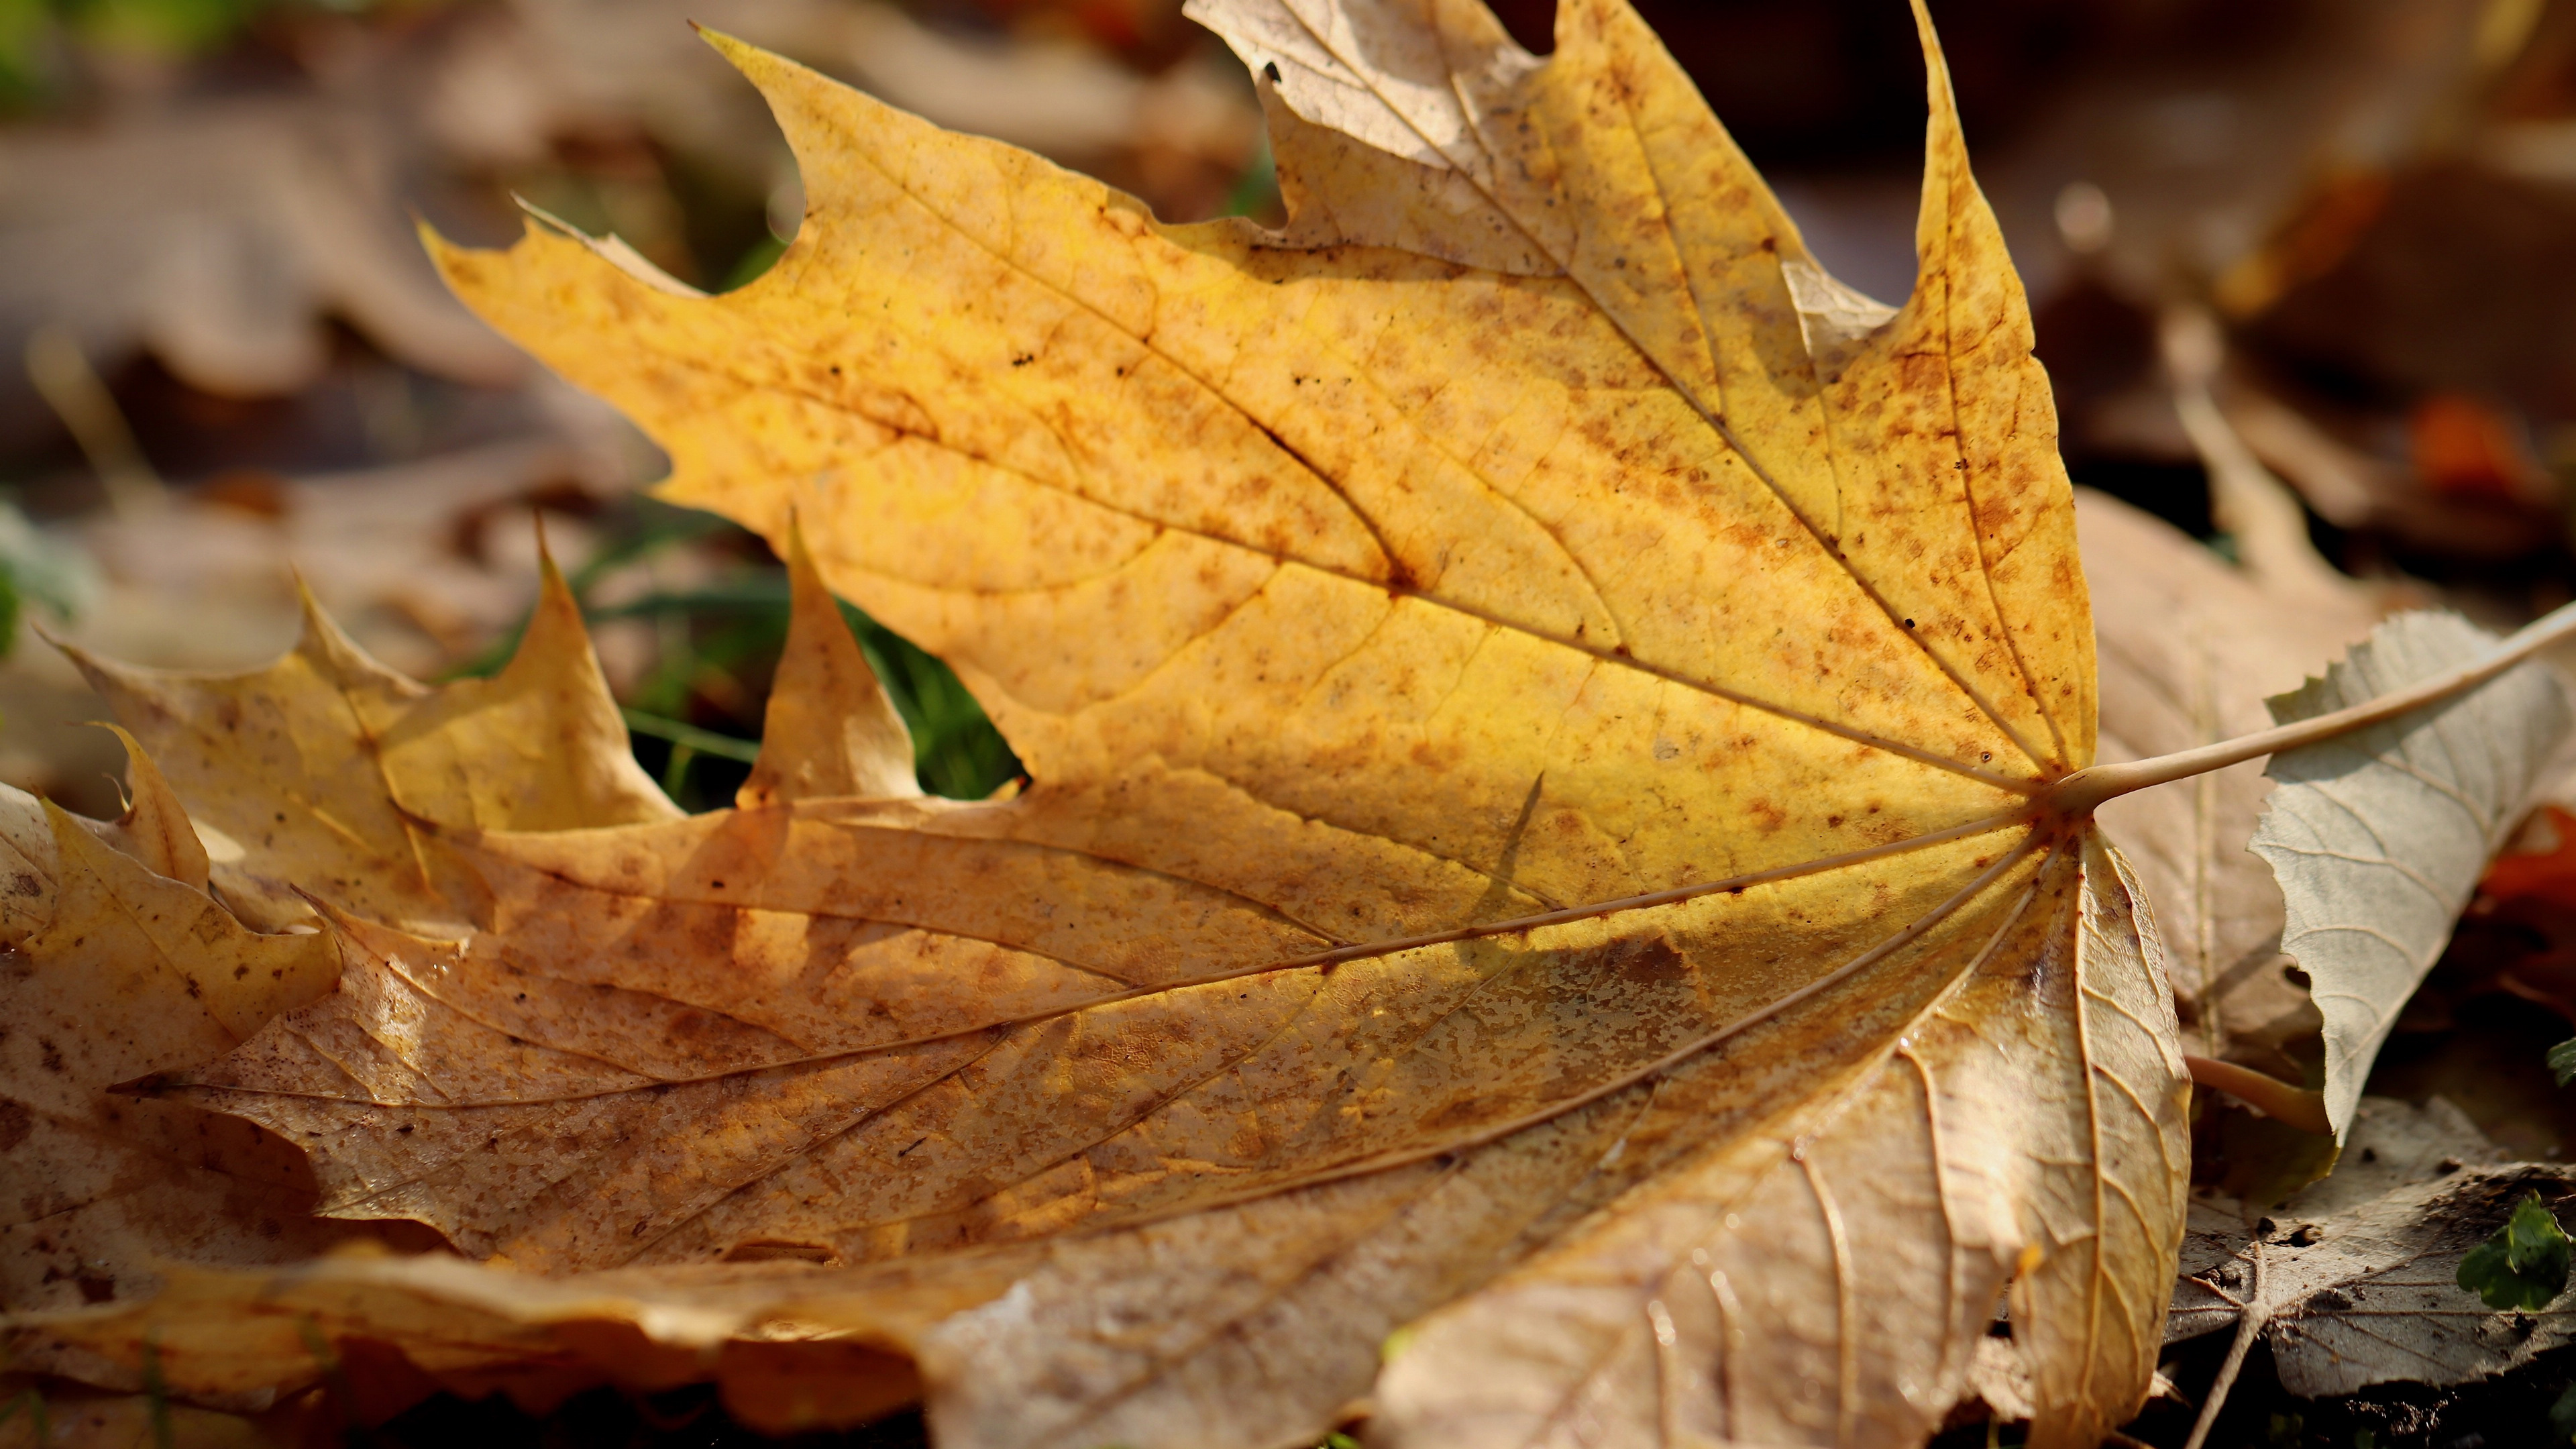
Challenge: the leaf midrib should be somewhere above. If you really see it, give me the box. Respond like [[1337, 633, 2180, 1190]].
[[214, 807, 2040, 1297], [969, 836, 2066, 1448], [714, 89, 2043, 796]]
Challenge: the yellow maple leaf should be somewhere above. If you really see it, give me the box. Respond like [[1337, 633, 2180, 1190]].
[[45, 0, 2165, 1433], [12, 2, 2247, 1446]]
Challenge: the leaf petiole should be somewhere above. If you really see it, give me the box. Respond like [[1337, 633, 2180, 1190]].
[[2045, 598, 2576, 817], [2182, 1055, 2329, 1135]]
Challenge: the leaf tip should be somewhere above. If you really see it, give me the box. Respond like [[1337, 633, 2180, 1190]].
[[417, 215, 497, 297], [692, 25, 808, 102], [1908, 0, 1960, 126], [1903, 0, 1994, 292], [486, 521, 615, 708], [83, 719, 212, 890], [738, 513, 920, 808], [531, 510, 564, 582]]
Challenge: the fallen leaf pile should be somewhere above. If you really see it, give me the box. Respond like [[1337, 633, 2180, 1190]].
[[6, 2, 2576, 1447]]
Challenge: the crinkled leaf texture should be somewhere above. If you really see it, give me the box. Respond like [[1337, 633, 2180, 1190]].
[[0, 773, 351, 1342], [15, 2, 2194, 1447], [2173, 1144, 2576, 1398], [2251, 611, 2572, 1139], [2, 561, 671, 1383]]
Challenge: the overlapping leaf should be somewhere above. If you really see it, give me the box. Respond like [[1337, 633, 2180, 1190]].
[[2253, 614, 2572, 1137], [2080, 489, 2377, 1070], [2077, 489, 2572, 1148], [2170, 1099, 2576, 1399], [3, 555, 682, 1375], [57, 559, 676, 935], [0, 753, 347, 1346]]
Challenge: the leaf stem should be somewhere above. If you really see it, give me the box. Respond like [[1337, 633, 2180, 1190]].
[[2046, 598, 2576, 817], [2184, 1055, 2330, 1135], [2182, 1238, 2267, 1449], [260, 809, 2039, 1109]]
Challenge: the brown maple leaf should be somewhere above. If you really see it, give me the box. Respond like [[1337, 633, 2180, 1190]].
[[13, 3, 2576, 1448], [155, 1, 2191, 1440], [1, 561, 676, 1382]]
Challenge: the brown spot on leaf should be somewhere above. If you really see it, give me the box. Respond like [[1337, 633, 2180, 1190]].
[[1607, 936, 1688, 986]]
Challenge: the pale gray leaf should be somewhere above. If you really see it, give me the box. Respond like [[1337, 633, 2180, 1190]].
[[2251, 611, 2572, 1138]]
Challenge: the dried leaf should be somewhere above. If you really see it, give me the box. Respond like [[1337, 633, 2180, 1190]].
[[0, 770, 358, 1341], [5, 556, 701, 1363], [57, 557, 676, 934], [2171, 1120, 2576, 1400], [2251, 611, 2573, 1138], [0, 98, 519, 404], [418, 1, 2188, 1443], [2073, 478, 2572, 1161], [60, 439, 643, 682]]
